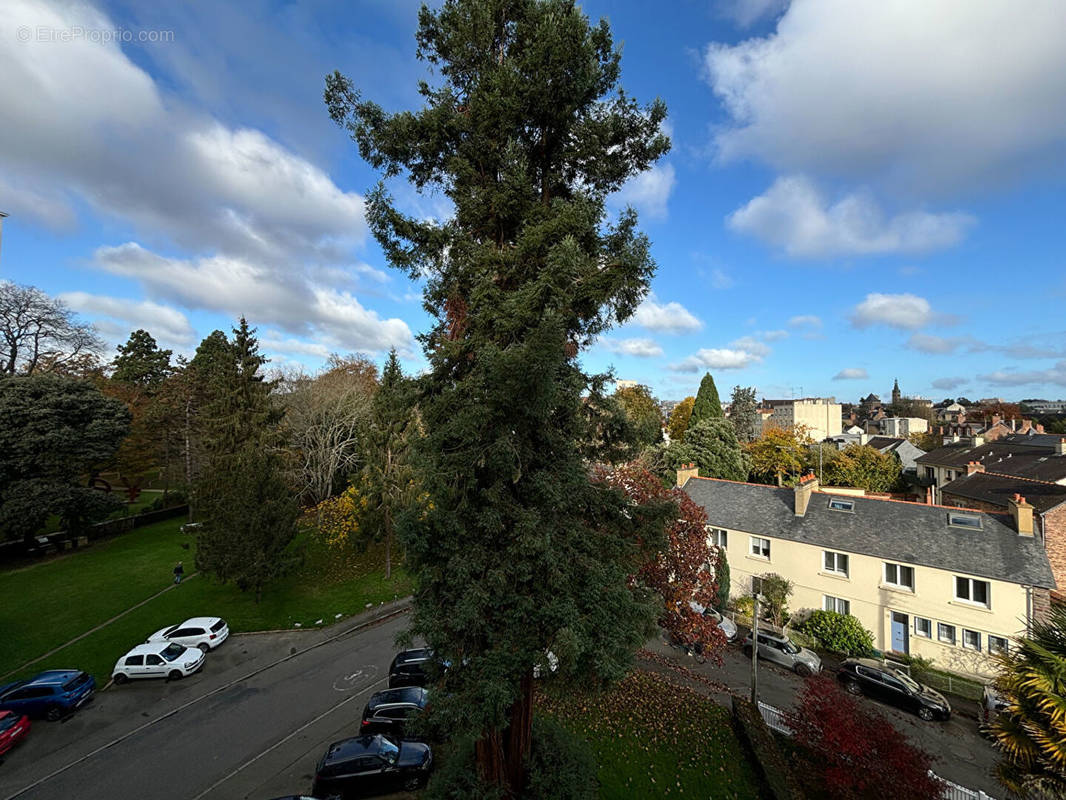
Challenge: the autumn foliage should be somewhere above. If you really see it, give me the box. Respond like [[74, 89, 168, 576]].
[[788, 674, 945, 800], [598, 464, 726, 661]]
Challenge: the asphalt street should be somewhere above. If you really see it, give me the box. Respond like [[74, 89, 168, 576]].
[[0, 600, 1002, 800]]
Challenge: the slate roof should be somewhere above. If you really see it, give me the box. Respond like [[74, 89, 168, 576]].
[[866, 436, 904, 452], [683, 477, 1055, 589], [917, 439, 1066, 483], [940, 472, 1066, 514]]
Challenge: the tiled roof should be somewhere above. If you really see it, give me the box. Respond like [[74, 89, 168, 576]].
[[940, 472, 1066, 514], [682, 477, 1055, 589], [917, 440, 1066, 482], [866, 436, 904, 452]]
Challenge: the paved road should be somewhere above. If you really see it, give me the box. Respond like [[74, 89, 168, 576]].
[[643, 635, 1003, 798], [0, 603, 413, 800]]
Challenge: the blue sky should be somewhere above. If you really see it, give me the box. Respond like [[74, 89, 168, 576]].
[[2, 0, 1065, 402]]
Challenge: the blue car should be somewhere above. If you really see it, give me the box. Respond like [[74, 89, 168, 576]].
[[0, 670, 96, 721]]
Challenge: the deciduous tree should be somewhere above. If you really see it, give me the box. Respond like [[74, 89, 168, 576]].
[[613, 384, 662, 448], [820, 443, 901, 493], [745, 425, 811, 485], [326, 0, 669, 790], [666, 395, 694, 442], [0, 281, 102, 375]]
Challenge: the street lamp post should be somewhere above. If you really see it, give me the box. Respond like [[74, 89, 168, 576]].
[[750, 589, 763, 706]]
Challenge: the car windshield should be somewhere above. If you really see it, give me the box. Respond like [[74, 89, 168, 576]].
[[164, 625, 180, 637], [893, 669, 921, 693], [161, 644, 186, 662], [783, 639, 801, 654], [61, 673, 88, 691], [0, 715, 17, 732], [379, 737, 400, 764], [210, 619, 227, 632]]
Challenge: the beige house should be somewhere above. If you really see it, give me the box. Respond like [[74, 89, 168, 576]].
[[764, 398, 842, 441], [679, 468, 1055, 678]]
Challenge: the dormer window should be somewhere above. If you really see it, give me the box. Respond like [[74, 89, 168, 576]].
[[948, 512, 982, 530], [827, 497, 854, 512]]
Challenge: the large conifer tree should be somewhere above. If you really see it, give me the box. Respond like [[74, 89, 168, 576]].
[[690, 372, 723, 424], [327, 0, 669, 791]]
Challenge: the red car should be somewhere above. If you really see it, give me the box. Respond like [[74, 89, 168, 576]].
[[0, 710, 30, 755]]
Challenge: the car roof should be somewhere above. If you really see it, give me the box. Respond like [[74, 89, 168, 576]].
[[125, 642, 184, 656], [179, 617, 222, 627], [27, 670, 83, 685], [841, 657, 887, 670], [368, 686, 427, 710], [323, 735, 390, 763], [393, 648, 432, 666]]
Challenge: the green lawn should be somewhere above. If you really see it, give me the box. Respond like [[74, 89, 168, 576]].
[[0, 519, 412, 685], [538, 670, 761, 799]]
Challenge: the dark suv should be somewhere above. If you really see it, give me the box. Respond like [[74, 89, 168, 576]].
[[312, 734, 432, 798], [388, 648, 439, 688], [360, 686, 428, 738], [837, 658, 951, 721], [0, 670, 96, 721]]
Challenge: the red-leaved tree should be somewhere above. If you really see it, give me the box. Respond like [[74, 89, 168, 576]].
[[598, 464, 727, 662], [788, 674, 945, 800]]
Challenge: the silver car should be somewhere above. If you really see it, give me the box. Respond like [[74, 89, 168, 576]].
[[743, 629, 821, 677]]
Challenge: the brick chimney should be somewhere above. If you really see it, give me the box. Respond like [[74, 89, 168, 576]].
[[925, 485, 935, 505], [1057, 438, 1066, 456], [794, 472, 819, 517], [966, 461, 985, 476], [675, 462, 699, 488], [1009, 494, 1034, 536]]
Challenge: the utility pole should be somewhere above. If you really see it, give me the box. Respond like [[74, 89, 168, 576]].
[[750, 590, 761, 706]]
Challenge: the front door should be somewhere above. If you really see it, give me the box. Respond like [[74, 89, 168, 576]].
[[891, 612, 909, 654]]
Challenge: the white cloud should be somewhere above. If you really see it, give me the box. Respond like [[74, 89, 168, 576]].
[[727, 176, 974, 258], [614, 163, 677, 221], [932, 377, 968, 390], [759, 329, 789, 342], [709, 268, 735, 289], [704, 1, 1066, 193], [602, 338, 664, 358], [670, 348, 760, 372], [850, 293, 943, 331], [978, 361, 1066, 388], [631, 296, 703, 334], [832, 368, 868, 381], [729, 336, 771, 359], [906, 333, 970, 355], [788, 314, 822, 329], [260, 335, 331, 360], [723, 0, 789, 28], [59, 291, 195, 346]]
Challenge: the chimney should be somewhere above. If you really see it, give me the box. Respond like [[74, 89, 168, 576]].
[[1037, 423, 1045, 433], [859, 433, 869, 445], [1019, 420, 1031, 434], [972, 435, 985, 446], [1057, 438, 1066, 456], [925, 485, 934, 505], [675, 462, 699, 488], [1009, 494, 1034, 537], [794, 472, 819, 516], [966, 461, 985, 476]]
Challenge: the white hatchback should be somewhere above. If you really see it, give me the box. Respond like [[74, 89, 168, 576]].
[[147, 617, 229, 653], [112, 642, 205, 683]]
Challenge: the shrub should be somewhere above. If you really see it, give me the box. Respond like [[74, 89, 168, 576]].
[[757, 573, 793, 628], [799, 611, 874, 657]]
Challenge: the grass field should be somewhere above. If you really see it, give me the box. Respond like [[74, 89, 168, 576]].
[[0, 518, 412, 685], [538, 670, 762, 799]]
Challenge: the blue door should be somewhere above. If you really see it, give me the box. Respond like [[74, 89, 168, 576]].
[[891, 612, 909, 654]]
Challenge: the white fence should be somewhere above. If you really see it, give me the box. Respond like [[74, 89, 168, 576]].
[[755, 701, 997, 800]]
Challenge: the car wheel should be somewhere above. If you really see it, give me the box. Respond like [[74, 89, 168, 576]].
[[795, 663, 813, 678], [198, 643, 210, 654], [168, 670, 183, 681], [45, 706, 63, 722], [844, 680, 862, 696], [113, 673, 128, 685], [918, 706, 935, 721]]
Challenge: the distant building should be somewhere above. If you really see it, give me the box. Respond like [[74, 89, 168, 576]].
[[891, 378, 901, 406], [615, 379, 639, 390], [764, 398, 842, 441], [1024, 400, 1066, 415], [880, 417, 929, 437]]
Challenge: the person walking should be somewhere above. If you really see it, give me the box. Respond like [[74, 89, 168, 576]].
[[173, 561, 184, 585]]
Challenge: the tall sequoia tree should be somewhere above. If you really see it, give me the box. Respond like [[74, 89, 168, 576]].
[[326, 1, 669, 792]]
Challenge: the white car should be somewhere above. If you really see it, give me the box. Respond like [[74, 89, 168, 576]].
[[689, 601, 739, 642], [112, 642, 205, 683], [147, 617, 229, 653]]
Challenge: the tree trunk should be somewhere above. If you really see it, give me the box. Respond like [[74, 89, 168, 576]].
[[384, 508, 392, 580], [476, 670, 534, 796]]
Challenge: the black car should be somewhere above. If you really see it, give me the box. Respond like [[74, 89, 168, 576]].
[[360, 686, 428, 738], [388, 648, 438, 689], [312, 734, 432, 798], [837, 658, 951, 721]]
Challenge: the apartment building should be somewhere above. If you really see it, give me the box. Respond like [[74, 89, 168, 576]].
[[763, 398, 842, 441], [679, 469, 1055, 678], [880, 416, 928, 437]]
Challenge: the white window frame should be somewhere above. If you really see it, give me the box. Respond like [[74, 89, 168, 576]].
[[954, 576, 991, 608], [823, 595, 850, 615], [749, 536, 771, 560], [883, 562, 915, 591], [937, 623, 956, 645], [706, 527, 728, 549], [914, 617, 931, 638], [948, 512, 983, 530], [823, 550, 849, 577], [827, 497, 854, 512], [962, 629, 982, 651], [989, 635, 1009, 654]]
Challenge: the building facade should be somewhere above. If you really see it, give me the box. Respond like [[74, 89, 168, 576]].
[[765, 398, 842, 441], [880, 417, 929, 437]]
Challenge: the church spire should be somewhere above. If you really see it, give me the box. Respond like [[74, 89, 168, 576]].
[[892, 378, 901, 405]]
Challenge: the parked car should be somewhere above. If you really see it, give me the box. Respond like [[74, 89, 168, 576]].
[[742, 630, 821, 676], [147, 617, 230, 653], [312, 734, 433, 798], [360, 687, 428, 738], [688, 601, 739, 642], [112, 642, 205, 683], [0, 710, 31, 755], [388, 648, 440, 689], [978, 684, 1008, 735], [0, 670, 96, 721], [837, 658, 951, 721]]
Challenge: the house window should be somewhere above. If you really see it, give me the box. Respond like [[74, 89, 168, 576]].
[[925, 466, 935, 482], [823, 551, 849, 577], [938, 623, 956, 645], [989, 635, 1009, 654], [749, 536, 770, 559], [914, 617, 932, 638], [827, 497, 854, 512], [823, 595, 850, 615], [948, 512, 983, 530], [706, 527, 727, 549], [883, 562, 915, 591], [955, 577, 990, 607], [963, 630, 982, 651]]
